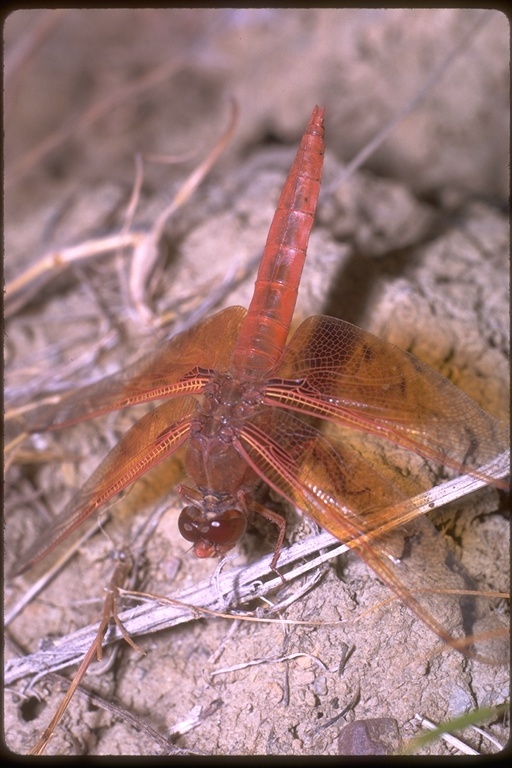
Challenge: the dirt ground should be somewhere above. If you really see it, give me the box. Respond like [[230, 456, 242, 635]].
[[3, 8, 510, 756]]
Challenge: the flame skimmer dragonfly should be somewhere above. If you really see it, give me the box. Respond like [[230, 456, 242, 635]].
[[13, 106, 509, 660]]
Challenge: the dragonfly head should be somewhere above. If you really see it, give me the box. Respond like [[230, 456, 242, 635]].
[[178, 506, 247, 558]]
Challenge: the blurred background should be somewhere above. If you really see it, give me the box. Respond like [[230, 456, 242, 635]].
[[5, 8, 508, 202]]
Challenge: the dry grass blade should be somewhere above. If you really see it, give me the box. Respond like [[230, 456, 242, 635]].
[[6, 453, 508, 687], [5, 102, 238, 322], [209, 651, 330, 679], [326, 9, 493, 194], [28, 671, 191, 755], [4, 232, 143, 318], [5, 518, 108, 627], [28, 550, 144, 755], [403, 707, 508, 755], [128, 99, 239, 322], [4, 9, 67, 87], [6, 53, 186, 191]]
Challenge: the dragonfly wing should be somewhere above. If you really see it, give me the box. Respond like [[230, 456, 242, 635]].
[[238, 409, 507, 661], [270, 315, 508, 483], [14, 396, 197, 574], [19, 305, 246, 432], [366, 514, 509, 664]]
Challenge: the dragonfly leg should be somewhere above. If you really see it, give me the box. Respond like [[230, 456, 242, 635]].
[[239, 492, 287, 581]]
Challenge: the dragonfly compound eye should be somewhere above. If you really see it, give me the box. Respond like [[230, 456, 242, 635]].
[[178, 506, 246, 554]]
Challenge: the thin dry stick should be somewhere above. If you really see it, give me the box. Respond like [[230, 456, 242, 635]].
[[5, 452, 509, 687], [4, 10, 67, 86], [5, 517, 109, 627], [168, 699, 223, 741], [5, 232, 143, 318], [409, 710, 506, 755], [128, 99, 239, 322], [209, 651, 330, 679], [29, 550, 144, 755], [6, 52, 188, 190], [326, 9, 493, 195], [157, 250, 261, 333], [6, 490, 173, 628], [6, 14, 493, 317], [38, 673, 187, 754], [5, 102, 238, 321]]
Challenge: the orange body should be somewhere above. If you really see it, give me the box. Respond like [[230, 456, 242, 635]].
[[16, 107, 508, 659]]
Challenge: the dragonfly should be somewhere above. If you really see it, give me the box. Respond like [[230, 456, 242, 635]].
[[12, 106, 509, 660]]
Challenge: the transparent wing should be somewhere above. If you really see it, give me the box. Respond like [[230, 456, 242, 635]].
[[15, 396, 197, 574], [19, 306, 246, 432], [268, 315, 508, 485], [237, 408, 507, 661]]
